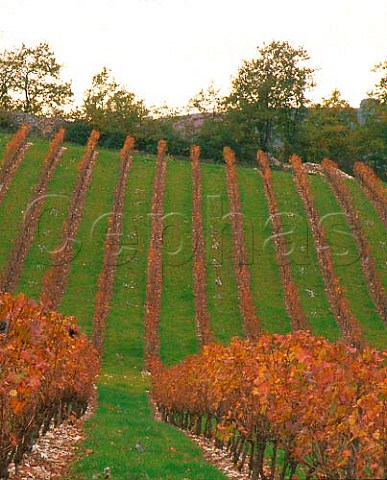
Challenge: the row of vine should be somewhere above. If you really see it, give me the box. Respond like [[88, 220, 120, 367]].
[[0, 128, 65, 294], [191, 146, 212, 346], [0, 124, 31, 207], [152, 331, 386, 480], [290, 155, 365, 347], [0, 293, 98, 478], [353, 161, 386, 227], [257, 150, 308, 330], [322, 158, 386, 324], [144, 140, 168, 369], [40, 130, 100, 310], [223, 146, 260, 339], [92, 136, 135, 354]]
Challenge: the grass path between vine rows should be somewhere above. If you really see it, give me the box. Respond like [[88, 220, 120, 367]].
[[200, 162, 243, 343], [0, 140, 47, 273], [346, 179, 387, 287], [17, 143, 85, 299], [271, 171, 340, 340], [238, 166, 291, 334], [309, 175, 387, 348], [59, 153, 227, 479], [159, 159, 199, 366]]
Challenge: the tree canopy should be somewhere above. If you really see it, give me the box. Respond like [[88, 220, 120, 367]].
[[0, 42, 73, 115], [299, 90, 357, 168], [228, 41, 314, 110], [368, 61, 387, 104], [226, 41, 315, 158], [82, 67, 148, 136]]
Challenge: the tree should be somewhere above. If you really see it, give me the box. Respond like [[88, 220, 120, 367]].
[[0, 42, 73, 114], [299, 89, 358, 169], [82, 67, 148, 139], [226, 40, 315, 160], [356, 61, 387, 178], [354, 98, 387, 178], [368, 60, 387, 104], [0, 58, 13, 111], [188, 82, 225, 119]]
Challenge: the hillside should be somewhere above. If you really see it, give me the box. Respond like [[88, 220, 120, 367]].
[[0, 130, 385, 479]]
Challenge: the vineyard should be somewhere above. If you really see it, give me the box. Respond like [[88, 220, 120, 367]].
[[0, 126, 386, 479]]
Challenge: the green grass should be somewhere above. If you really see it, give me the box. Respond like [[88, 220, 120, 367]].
[[58, 148, 121, 335], [69, 378, 227, 480], [271, 171, 340, 340], [238, 166, 292, 334], [346, 179, 387, 286], [200, 162, 244, 343], [159, 159, 199, 366], [0, 140, 48, 273], [309, 175, 387, 348], [98, 153, 156, 373], [17, 144, 85, 299], [0, 131, 385, 479]]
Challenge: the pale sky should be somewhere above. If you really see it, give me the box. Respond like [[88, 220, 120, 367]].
[[0, 0, 386, 109]]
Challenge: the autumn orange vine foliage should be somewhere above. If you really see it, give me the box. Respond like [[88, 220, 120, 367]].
[[144, 140, 167, 370], [0, 128, 66, 294], [322, 158, 386, 324], [152, 331, 386, 480], [353, 161, 386, 226], [191, 146, 212, 346], [40, 129, 100, 310], [92, 136, 135, 354], [223, 147, 260, 339], [0, 293, 98, 478], [257, 150, 307, 331], [0, 124, 31, 206], [290, 155, 364, 347]]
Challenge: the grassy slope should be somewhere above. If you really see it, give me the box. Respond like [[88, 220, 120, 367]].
[[0, 131, 385, 479], [0, 141, 47, 273], [309, 175, 387, 348], [200, 162, 244, 343], [159, 159, 199, 366], [271, 171, 340, 340], [237, 167, 291, 334], [58, 148, 120, 334], [346, 179, 387, 287], [17, 144, 85, 299]]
